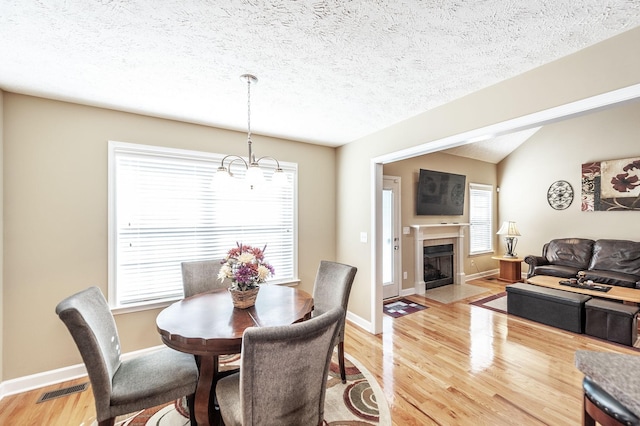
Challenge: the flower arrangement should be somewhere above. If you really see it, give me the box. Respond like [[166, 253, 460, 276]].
[[218, 243, 274, 291]]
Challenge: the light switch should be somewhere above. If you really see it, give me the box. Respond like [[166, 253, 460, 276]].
[[360, 232, 368, 243], [403, 227, 410, 235]]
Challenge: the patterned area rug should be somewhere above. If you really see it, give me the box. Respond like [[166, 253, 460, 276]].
[[110, 352, 391, 425], [383, 298, 428, 318]]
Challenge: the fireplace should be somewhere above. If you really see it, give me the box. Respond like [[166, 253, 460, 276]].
[[424, 244, 454, 289], [411, 223, 469, 293]]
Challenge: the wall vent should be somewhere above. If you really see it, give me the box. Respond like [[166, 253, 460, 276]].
[[37, 382, 89, 403]]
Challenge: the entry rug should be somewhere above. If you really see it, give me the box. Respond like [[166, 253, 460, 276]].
[[383, 298, 427, 318], [110, 352, 391, 425]]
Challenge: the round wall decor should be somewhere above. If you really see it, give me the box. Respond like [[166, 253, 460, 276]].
[[547, 180, 574, 210]]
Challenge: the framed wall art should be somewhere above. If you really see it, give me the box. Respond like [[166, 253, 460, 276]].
[[582, 156, 640, 211]]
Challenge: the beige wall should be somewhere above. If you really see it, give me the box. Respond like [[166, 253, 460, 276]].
[[2, 94, 336, 380], [498, 100, 640, 267], [336, 26, 640, 323], [383, 152, 497, 290]]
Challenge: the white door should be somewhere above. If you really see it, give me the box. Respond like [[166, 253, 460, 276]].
[[382, 176, 401, 299]]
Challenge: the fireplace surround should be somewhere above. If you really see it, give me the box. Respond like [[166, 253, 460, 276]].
[[411, 223, 469, 293]]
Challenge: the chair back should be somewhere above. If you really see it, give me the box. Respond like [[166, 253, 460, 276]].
[[239, 307, 343, 425], [181, 259, 228, 297], [312, 260, 357, 340], [55, 287, 122, 417]]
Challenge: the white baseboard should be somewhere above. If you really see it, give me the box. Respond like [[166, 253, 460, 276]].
[[0, 345, 165, 400], [465, 269, 500, 281], [346, 310, 371, 333]]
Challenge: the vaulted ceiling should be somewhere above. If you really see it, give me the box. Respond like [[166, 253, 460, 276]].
[[1, 1, 639, 153]]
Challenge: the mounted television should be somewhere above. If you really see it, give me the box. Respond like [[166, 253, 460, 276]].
[[416, 169, 466, 215]]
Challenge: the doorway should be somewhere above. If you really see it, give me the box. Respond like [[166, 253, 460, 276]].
[[382, 176, 401, 299]]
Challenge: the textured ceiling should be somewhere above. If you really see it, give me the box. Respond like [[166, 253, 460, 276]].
[[1, 1, 639, 150]]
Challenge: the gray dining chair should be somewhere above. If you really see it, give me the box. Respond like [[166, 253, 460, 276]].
[[181, 259, 229, 298], [312, 260, 357, 383], [55, 286, 199, 426], [215, 306, 343, 426]]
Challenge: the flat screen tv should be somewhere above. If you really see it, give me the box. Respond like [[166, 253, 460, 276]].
[[416, 169, 466, 215]]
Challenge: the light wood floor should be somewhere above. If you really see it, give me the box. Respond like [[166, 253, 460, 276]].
[[1, 277, 637, 425]]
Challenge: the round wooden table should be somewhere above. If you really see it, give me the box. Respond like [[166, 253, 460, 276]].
[[156, 285, 313, 426]]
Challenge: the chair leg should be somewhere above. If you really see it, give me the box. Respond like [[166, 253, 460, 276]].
[[187, 393, 197, 426], [338, 341, 346, 384], [583, 395, 596, 426], [98, 418, 115, 426]]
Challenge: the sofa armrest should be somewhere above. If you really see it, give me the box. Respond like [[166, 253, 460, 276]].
[[524, 255, 548, 267], [524, 255, 548, 278]]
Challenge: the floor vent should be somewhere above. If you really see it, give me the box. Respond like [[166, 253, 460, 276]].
[[37, 382, 89, 403]]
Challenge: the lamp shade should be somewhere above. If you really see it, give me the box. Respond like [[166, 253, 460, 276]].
[[497, 221, 521, 237]]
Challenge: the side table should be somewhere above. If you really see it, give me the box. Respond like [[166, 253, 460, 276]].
[[491, 256, 523, 283]]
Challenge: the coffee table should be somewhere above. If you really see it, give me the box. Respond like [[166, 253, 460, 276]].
[[526, 275, 640, 304]]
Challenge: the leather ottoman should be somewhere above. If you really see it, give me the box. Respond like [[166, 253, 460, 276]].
[[506, 283, 591, 333], [585, 298, 639, 346]]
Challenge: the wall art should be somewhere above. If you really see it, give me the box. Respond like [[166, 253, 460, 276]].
[[547, 180, 574, 210], [582, 157, 640, 211]]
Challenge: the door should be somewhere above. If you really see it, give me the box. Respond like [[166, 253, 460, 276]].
[[382, 176, 401, 299]]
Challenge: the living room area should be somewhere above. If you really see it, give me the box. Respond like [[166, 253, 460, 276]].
[[382, 97, 640, 294]]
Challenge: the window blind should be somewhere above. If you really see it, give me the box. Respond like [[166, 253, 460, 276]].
[[469, 183, 493, 255], [108, 141, 297, 308]]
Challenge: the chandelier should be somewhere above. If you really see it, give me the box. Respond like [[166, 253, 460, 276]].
[[212, 74, 288, 188]]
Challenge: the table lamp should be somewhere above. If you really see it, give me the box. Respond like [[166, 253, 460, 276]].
[[497, 221, 521, 258]]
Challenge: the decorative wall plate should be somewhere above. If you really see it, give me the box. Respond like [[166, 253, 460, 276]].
[[547, 180, 574, 210]]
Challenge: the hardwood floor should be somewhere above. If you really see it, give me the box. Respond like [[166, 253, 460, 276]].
[[1, 277, 636, 425]]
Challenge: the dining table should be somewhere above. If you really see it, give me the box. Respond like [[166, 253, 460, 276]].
[[156, 284, 314, 426]]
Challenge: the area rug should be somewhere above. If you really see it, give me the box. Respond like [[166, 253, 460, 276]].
[[110, 351, 391, 425], [383, 298, 427, 318], [469, 291, 508, 313], [470, 292, 640, 350]]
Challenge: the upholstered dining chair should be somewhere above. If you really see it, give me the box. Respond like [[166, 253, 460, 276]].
[[215, 307, 343, 426], [181, 259, 229, 298], [311, 260, 357, 383], [55, 287, 199, 426], [181, 259, 240, 377]]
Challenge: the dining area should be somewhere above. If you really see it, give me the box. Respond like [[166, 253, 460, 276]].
[[55, 249, 357, 426]]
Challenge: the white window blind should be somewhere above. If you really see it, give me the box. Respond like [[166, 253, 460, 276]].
[[108, 141, 297, 308], [469, 183, 493, 255]]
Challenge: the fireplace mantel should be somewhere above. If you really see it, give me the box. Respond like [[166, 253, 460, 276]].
[[411, 223, 469, 293]]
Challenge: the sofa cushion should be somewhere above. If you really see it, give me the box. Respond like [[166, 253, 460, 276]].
[[544, 238, 594, 269], [583, 270, 639, 288], [588, 239, 640, 277], [532, 265, 581, 279]]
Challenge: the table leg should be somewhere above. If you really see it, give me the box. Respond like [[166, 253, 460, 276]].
[[194, 355, 219, 426]]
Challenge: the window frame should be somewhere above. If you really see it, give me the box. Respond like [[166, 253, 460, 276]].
[[108, 141, 298, 313], [468, 182, 494, 256]]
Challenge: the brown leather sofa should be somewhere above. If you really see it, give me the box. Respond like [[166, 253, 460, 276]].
[[524, 238, 640, 288]]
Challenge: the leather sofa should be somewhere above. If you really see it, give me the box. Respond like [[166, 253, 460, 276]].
[[524, 238, 640, 288]]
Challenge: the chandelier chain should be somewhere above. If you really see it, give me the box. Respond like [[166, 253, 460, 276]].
[[247, 76, 252, 143]]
